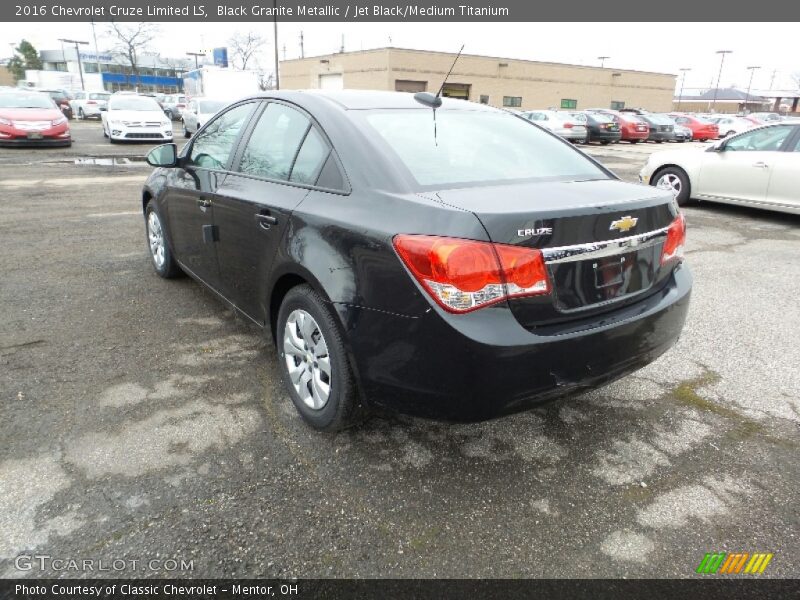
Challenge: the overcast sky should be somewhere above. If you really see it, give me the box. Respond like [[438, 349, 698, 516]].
[[1, 21, 797, 92]]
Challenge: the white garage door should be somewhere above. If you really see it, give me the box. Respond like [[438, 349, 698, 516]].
[[318, 73, 343, 90]]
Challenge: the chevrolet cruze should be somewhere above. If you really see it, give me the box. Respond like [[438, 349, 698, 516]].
[[141, 91, 692, 431]]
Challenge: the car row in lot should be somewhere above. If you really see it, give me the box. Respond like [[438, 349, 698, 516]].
[[100, 93, 174, 143], [0, 88, 71, 146]]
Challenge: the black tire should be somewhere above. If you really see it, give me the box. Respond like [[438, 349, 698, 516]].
[[655, 140, 664, 144], [144, 201, 181, 278], [629, 139, 639, 144], [600, 140, 610, 145], [277, 285, 363, 432], [182, 120, 190, 138], [652, 166, 691, 206], [78, 108, 85, 120]]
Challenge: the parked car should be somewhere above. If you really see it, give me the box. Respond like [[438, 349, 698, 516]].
[[141, 91, 691, 430], [70, 91, 111, 120], [101, 94, 173, 143], [571, 111, 621, 144], [640, 122, 799, 213], [669, 119, 692, 143], [669, 114, 719, 142], [748, 112, 783, 123], [162, 94, 188, 120], [0, 89, 71, 147], [636, 114, 676, 143], [588, 109, 649, 143], [37, 88, 74, 119], [519, 109, 587, 142], [708, 115, 756, 138], [181, 98, 229, 137]]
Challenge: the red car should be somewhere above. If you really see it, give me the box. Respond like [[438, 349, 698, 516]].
[[587, 109, 649, 143], [669, 114, 719, 142], [0, 90, 71, 147]]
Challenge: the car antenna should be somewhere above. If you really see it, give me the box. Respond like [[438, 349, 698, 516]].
[[413, 44, 465, 145]]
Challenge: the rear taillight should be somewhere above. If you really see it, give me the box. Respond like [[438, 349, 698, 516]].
[[177, 103, 186, 108], [86, 100, 97, 105], [564, 122, 574, 129], [661, 213, 686, 265], [393, 235, 550, 313]]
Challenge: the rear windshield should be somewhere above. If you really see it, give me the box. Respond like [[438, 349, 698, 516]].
[[0, 92, 56, 109], [590, 113, 614, 123], [360, 109, 608, 188], [646, 115, 674, 125], [109, 96, 161, 111], [89, 93, 110, 101]]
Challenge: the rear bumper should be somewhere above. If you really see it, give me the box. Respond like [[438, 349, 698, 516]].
[[648, 131, 676, 141], [338, 264, 692, 421], [589, 130, 622, 141]]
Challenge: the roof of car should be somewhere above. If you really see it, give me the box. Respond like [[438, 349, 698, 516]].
[[244, 89, 498, 111]]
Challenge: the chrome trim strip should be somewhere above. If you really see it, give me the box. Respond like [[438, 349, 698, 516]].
[[542, 226, 669, 265]]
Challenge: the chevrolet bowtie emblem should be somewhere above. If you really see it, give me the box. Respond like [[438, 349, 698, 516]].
[[609, 215, 638, 233]]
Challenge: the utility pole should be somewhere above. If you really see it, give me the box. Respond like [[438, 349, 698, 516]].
[[90, 18, 102, 78], [340, 34, 344, 53], [744, 66, 760, 114], [598, 56, 609, 68], [711, 50, 732, 112], [282, 44, 286, 60], [299, 31, 304, 58], [59, 38, 89, 90], [186, 52, 205, 69], [769, 69, 777, 90], [272, 0, 280, 90], [677, 67, 691, 111]]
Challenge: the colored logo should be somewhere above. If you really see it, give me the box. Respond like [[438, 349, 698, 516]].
[[696, 552, 773, 575], [609, 215, 638, 233]]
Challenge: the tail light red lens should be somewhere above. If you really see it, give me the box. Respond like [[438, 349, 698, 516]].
[[661, 213, 686, 265], [564, 122, 574, 129], [393, 235, 550, 313]]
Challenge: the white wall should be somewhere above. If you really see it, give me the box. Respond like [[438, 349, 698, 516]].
[[23, 69, 104, 91]]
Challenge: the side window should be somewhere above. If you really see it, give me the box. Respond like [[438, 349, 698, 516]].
[[290, 127, 329, 184], [189, 102, 256, 170], [792, 132, 800, 152], [237, 103, 311, 181], [726, 126, 794, 152], [675, 117, 688, 124]]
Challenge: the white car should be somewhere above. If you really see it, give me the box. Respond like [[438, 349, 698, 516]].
[[70, 91, 110, 120], [639, 123, 800, 214], [101, 94, 173, 143], [181, 98, 229, 137], [709, 115, 756, 138], [519, 110, 587, 142]]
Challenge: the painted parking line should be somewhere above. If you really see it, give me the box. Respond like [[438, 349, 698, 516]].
[[1, 175, 145, 188]]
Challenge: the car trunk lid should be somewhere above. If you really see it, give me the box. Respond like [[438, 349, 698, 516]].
[[428, 179, 678, 328]]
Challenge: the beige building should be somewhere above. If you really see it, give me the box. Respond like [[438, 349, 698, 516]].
[[0, 65, 14, 87], [280, 48, 677, 112]]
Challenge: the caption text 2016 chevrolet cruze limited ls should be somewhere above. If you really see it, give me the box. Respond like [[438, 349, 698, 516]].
[[141, 90, 692, 431]]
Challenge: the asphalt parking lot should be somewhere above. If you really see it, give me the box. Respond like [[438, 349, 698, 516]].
[[1, 119, 798, 578]]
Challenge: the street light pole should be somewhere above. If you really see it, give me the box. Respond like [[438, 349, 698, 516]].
[[186, 52, 205, 70], [711, 50, 732, 112], [677, 68, 691, 111], [273, 0, 280, 90], [598, 56, 609, 68], [59, 39, 89, 90], [744, 66, 760, 115]]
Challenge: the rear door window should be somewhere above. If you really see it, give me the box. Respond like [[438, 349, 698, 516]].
[[237, 103, 311, 181]]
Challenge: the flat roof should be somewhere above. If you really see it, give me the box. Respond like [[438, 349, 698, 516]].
[[280, 46, 676, 78]]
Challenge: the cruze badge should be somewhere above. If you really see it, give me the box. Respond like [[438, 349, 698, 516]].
[[609, 216, 638, 233], [518, 227, 553, 237]]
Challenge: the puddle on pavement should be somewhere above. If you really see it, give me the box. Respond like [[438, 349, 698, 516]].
[[73, 157, 148, 166]]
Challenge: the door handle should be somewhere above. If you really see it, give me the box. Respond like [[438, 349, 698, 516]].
[[255, 212, 277, 230], [197, 197, 211, 210], [752, 161, 769, 169]]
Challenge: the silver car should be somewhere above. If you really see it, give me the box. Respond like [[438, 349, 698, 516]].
[[70, 91, 111, 120], [161, 94, 188, 120], [520, 110, 588, 142], [181, 98, 228, 137]]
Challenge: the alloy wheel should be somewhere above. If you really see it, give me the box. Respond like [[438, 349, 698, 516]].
[[283, 309, 332, 410], [656, 173, 682, 195], [147, 211, 166, 269]]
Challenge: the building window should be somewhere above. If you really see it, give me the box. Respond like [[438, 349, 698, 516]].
[[610, 101, 625, 110], [479, 95, 489, 104], [560, 99, 578, 109], [503, 96, 522, 108], [395, 79, 427, 93], [83, 62, 99, 74]]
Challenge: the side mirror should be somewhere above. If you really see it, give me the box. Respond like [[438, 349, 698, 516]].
[[708, 140, 725, 152], [146, 143, 178, 167]]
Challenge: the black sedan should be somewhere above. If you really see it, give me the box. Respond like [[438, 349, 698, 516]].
[[571, 111, 621, 144], [640, 114, 677, 143], [142, 91, 691, 430]]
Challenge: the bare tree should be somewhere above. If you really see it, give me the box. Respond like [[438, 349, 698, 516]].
[[228, 31, 266, 70], [105, 22, 159, 89]]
